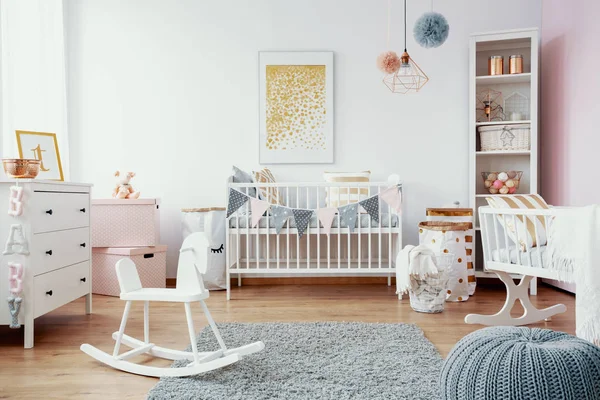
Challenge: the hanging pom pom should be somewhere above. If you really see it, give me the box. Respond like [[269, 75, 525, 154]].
[[413, 12, 449, 49], [377, 51, 401, 74]]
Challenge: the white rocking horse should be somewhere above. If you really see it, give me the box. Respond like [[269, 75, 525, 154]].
[[81, 232, 264, 377]]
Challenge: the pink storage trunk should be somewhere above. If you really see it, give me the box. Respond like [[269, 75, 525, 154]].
[[92, 245, 167, 296], [92, 198, 160, 247]]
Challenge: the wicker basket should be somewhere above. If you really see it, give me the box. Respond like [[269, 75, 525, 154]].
[[479, 124, 530, 151]]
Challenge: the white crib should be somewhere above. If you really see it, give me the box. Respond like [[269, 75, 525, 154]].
[[225, 180, 403, 300], [465, 206, 568, 326]]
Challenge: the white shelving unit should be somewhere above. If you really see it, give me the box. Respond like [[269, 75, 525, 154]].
[[468, 28, 539, 280]]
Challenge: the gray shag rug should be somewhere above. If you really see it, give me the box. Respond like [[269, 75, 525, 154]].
[[147, 322, 443, 400]]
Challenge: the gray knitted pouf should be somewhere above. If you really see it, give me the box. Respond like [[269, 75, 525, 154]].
[[440, 326, 600, 400]]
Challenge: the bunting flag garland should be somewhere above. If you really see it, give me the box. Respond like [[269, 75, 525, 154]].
[[380, 185, 402, 214], [227, 188, 250, 218], [292, 209, 313, 238], [226, 185, 402, 237], [338, 203, 359, 233], [316, 207, 338, 235], [359, 196, 380, 223], [250, 198, 270, 228], [271, 205, 293, 234]]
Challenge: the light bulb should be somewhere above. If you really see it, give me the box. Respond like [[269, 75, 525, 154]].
[[399, 61, 412, 76]]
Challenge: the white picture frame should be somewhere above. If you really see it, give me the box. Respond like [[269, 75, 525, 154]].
[[259, 51, 334, 164], [16, 130, 64, 181]]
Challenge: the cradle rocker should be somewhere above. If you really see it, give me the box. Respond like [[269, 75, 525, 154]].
[[81, 232, 264, 377]]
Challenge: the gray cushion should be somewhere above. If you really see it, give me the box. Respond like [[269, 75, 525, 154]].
[[440, 326, 600, 400], [232, 166, 257, 198]]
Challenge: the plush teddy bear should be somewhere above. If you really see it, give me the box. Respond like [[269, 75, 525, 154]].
[[113, 171, 140, 199]]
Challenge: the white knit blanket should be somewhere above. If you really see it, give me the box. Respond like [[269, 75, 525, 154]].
[[396, 245, 438, 295], [548, 205, 600, 345]]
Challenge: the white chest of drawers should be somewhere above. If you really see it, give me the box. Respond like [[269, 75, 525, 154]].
[[0, 180, 92, 348]]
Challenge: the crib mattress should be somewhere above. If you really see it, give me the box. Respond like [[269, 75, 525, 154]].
[[491, 246, 548, 269], [229, 213, 399, 229]]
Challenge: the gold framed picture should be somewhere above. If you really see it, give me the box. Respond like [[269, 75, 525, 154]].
[[15, 131, 64, 181]]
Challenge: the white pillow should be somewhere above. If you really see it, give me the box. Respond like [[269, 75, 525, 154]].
[[323, 171, 370, 208]]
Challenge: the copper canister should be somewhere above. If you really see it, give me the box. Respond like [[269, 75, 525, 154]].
[[488, 56, 504, 75], [509, 55, 523, 74]]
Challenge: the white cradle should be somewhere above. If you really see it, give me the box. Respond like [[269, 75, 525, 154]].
[[465, 206, 568, 326], [226, 178, 403, 300]]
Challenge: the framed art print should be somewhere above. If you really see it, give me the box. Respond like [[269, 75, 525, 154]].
[[259, 51, 334, 164], [16, 130, 64, 181]]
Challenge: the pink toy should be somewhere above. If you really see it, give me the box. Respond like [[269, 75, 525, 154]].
[[493, 180, 504, 189], [113, 171, 141, 199]]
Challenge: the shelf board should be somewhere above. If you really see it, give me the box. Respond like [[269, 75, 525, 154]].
[[475, 73, 531, 85], [475, 120, 530, 127], [476, 150, 530, 156]]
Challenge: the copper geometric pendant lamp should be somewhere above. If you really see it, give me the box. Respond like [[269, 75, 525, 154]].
[[382, 0, 429, 94]]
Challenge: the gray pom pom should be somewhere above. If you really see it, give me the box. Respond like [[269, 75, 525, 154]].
[[413, 12, 449, 49]]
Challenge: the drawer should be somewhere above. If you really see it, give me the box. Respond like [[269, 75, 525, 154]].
[[31, 192, 90, 234], [32, 228, 90, 276], [33, 261, 90, 318]]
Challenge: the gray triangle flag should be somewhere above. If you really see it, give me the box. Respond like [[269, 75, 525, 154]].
[[292, 209, 313, 238], [271, 205, 293, 234], [338, 203, 359, 233], [226, 188, 249, 218], [359, 195, 380, 223]]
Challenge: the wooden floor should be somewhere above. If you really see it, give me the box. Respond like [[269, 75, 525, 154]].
[[0, 283, 575, 399]]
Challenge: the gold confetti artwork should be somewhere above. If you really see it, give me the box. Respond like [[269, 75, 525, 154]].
[[265, 65, 326, 151]]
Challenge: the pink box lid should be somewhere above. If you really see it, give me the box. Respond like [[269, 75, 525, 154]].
[[92, 198, 161, 205], [92, 245, 167, 256]]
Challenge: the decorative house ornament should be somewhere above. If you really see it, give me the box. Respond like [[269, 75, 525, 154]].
[[413, 1, 449, 49], [8, 186, 24, 216], [476, 89, 505, 122], [3, 224, 30, 255], [381, 0, 429, 93], [504, 91, 529, 121]]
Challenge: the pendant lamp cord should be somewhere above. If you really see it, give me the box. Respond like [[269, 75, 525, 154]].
[[403, 0, 407, 52], [387, 0, 391, 49]]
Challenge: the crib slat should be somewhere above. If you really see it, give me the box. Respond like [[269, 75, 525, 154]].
[[368, 186, 372, 269], [307, 187, 310, 269], [266, 201, 270, 270], [378, 185, 382, 269], [317, 186, 321, 270], [256, 191, 259, 271], [347, 185, 351, 270], [388, 196, 392, 270], [286, 186, 290, 270], [358, 195, 362, 270], [502, 214, 510, 264], [533, 215, 543, 268], [492, 214, 501, 266], [246, 187, 250, 271], [296, 186, 300, 269], [337, 186, 341, 269], [512, 214, 522, 265], [482, 213, 493, 268]]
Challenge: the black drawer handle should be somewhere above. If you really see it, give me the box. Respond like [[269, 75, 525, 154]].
[[46, 209, 53, 215], [80, 243, 86, 248], [80, 277, 86, 283], [46, 290, 53, 296], [80, 208, 86, 213], [46, 250, 53, 256], [143, 253, 155, 259]]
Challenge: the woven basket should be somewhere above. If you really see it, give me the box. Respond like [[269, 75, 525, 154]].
[[479, 124, 530, 151]]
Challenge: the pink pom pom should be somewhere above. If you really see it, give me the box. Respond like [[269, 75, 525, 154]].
[[508, 187, 516, 194], [377, 51, 401, 74], [493, 180, 504, 189]]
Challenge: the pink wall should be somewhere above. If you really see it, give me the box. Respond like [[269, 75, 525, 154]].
[[541, 0, 600, 206]]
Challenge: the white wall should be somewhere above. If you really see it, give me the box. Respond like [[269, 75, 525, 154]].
[[0, 0, 69, 174], [64, 0, 542, 277]]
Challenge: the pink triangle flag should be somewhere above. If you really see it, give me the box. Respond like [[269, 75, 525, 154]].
[[317, 207, 338, 235], [380, 186, 402, 214], [250, 198, 270, 227]]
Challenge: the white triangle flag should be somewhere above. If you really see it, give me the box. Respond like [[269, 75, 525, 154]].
[[317, 208, 337, 235], [250, 198, 270, 228]]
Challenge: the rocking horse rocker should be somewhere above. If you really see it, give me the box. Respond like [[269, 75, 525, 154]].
[[81, 232, 264, 377]]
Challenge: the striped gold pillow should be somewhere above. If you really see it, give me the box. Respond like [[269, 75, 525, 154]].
[[323, 171, 371, 208], [485, 194, 550, 250], [254, 168, 284, 206]]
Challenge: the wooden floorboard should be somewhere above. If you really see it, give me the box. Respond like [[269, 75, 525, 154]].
[[0, 284, 575, 399]]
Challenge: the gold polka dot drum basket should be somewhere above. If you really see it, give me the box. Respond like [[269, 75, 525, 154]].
[[418, 222, 471, 302]]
